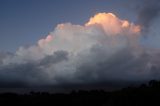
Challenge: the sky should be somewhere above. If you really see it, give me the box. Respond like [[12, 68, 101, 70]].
[[0, 0, 160, 90], [0, 0, 137, 52]]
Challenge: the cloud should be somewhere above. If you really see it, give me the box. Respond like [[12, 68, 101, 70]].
[[136, 0, 160, 31], [86, 13, 140, 35], [0, 12, 160, 88], [137, 0, 160, 49]]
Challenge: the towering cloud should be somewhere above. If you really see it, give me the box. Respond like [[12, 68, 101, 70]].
[[86, 13, 140, 35], [0, 12, 160, 87]]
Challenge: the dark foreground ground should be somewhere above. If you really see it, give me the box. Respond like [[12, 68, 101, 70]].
[[0, 80, 160, 106]]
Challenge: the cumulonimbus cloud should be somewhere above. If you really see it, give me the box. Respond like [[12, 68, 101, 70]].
[[0, 12, 160, 87]]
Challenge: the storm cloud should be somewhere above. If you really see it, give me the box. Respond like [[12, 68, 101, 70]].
[[0, 11, 160, 88]]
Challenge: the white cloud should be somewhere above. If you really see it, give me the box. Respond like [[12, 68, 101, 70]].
[[0, 12, 160, 87]]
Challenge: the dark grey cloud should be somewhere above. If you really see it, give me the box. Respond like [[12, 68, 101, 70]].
[[0, 52, 13, 64], [136, 0, 160, 31], [0, 50, 69, 87], [0, 45, 160, 88], [74, 46, 159, 83], [40, 50, 68, 66]]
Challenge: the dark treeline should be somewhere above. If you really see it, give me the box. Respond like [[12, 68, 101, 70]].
[[0, 80, 160, 106]]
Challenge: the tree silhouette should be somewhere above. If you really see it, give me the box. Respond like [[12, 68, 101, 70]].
[[0, 80, 160, 105]]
